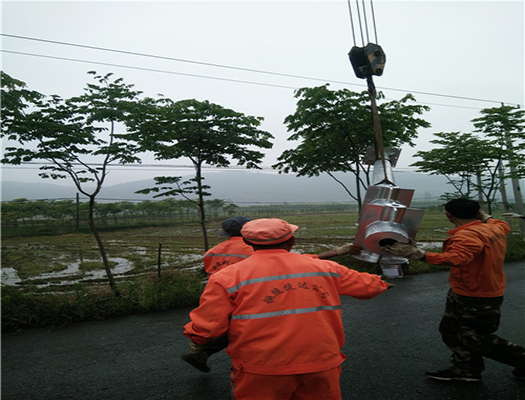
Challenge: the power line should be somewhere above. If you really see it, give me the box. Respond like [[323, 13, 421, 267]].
[[0, 50, 504, 113], [1, 162, 422, 173], [3, 161, 251, 169], [1, 34, 352, 84], [1, 50, 298, 91], [2, 34, 362, 87], [2, 33, 522, 108]]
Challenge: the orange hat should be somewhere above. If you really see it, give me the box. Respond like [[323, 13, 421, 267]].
[[241, 218, 298, 245]]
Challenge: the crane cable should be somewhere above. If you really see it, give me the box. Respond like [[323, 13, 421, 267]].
[[347, 0, 379, 47], [347, 0, 393, 185]]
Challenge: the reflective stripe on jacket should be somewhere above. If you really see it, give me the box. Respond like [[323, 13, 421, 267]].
[[425, 219, 510, 297], [184, 249, 389, 375], [203, 236, 254, 275]]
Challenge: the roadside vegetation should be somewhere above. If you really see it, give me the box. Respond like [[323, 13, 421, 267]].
[[2, 203, 524, 333]]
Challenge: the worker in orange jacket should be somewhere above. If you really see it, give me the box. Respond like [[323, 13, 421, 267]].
[[203, 216, 255, 276], [184, 218, 392, 399], [384, 198, 525, 382], [184, 216, 364, 373]]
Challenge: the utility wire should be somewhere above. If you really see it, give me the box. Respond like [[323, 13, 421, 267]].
[[4, 162, 249, 169], [1, 33, 360, 88], [1, 50, 298, 90], [1, 34, 522, 107], [0, 162, 424, 173], [3, 49, 518, 110]]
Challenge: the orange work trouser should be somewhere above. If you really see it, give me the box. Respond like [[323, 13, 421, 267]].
[[230, 365, 342, 400]]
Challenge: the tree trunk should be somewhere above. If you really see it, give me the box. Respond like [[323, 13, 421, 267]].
[[498, 165, 510, 210], [76, 193, 80, 233], [195, 166, 209, 251], [510, 177, 525, 234], [88, 196, 120, 296], [476, 173, 483, 202]]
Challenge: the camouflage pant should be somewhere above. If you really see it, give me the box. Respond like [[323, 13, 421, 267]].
[[439, 289, 525, 374]]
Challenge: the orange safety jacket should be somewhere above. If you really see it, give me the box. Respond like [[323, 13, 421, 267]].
[[184, 249, 389, 375], [425, 219, 510, 298], [203, 236, 254, 275]]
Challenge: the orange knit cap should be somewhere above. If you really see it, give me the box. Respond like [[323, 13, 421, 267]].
[[241, 218, 299, 245]]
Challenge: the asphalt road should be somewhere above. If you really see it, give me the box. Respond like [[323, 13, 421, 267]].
[[2, 262, 525, 400]]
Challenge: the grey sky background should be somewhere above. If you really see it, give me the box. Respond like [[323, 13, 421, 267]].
[[1, 0, 524, 187]]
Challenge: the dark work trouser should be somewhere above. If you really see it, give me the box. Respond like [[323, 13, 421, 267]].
[[201, 335, 230, 356], [439, 289, 525, 375]]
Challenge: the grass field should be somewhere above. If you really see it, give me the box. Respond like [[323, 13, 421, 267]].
[[0, 210, 443, 285], [3, 209, 525, 285]]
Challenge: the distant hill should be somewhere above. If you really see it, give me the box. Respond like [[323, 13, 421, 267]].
[[1, 170, 451, 204]]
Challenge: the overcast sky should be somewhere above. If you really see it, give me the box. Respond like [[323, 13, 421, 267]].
[[1, 0, 524, 187]]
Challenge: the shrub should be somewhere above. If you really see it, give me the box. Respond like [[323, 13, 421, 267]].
[[1, 271, 203, 333], [505, 234, 525, 263]]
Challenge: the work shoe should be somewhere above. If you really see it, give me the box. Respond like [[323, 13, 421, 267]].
[[181, 351, 210, 373], [512, 368, 525, 381], [426, 369, 482, 382]]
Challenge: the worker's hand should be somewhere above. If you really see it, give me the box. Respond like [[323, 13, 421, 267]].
[[336, 244, 362, 256], [478, 210, 492, 223], [382, 240, 426, 261], [502, 213, 525, 219]]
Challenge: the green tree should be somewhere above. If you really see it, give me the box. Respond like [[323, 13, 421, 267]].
[[1, 71, 144, 295], [131, 98, 273, 251], [43, 199, 77, 224], [411, 131, 502, 212], [412, 106, 525, 216], [135, 200, 155, 218], [1, 198, 33, 227], [223, 202, 240, 216], [472, 105, 525, 175], [272, 85, 430, 209], [95, 202, 125, 225], [472, 105, 525, 224], [114, 201, 137, 223]]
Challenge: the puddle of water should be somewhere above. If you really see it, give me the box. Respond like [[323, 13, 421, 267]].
[[2, 258, 135, 287], [175, 254, 203, 264], [1, 268, 21, 286], [1, 253, 206, 288], [4, 243, 445, 288]]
